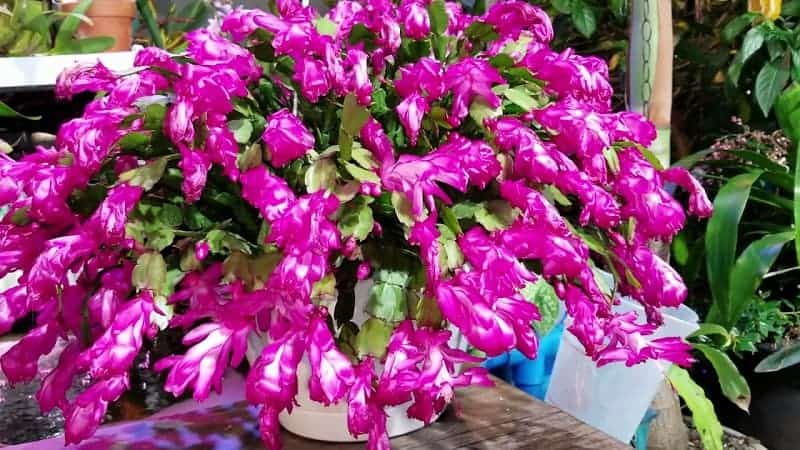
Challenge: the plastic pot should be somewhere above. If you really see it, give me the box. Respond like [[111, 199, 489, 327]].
[[545, 297, 699, 443]]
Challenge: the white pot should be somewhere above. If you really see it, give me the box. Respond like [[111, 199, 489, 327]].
[[246, 279, 467, 442]]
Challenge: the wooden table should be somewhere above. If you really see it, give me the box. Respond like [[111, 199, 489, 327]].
[[15, 378, 628, 450]]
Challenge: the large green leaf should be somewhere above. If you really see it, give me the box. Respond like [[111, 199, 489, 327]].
[[52, 36, 114, 55], [755, 341, 800, 372], [774, 86, 800, 265], [740, 26, 766, 65], [721, 13, 755, 43], [725, 231, 794, 328], [136, 0, 165, 48], [795, 144, 800, 267], [755, 60, 791, 117], [694, 343, 751, 411], [668, 367, 724, 450], [571, 0, 596, 38], [705, 172, 762, 324], [0, 100, 40, 120], [53, 0, 94, 52]]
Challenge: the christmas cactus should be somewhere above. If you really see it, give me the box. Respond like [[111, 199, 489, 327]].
[[0, 0, 712, 449]]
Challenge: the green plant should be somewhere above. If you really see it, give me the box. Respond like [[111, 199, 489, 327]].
[[0, 0, 115, 56], [135, 0, 212, 51]]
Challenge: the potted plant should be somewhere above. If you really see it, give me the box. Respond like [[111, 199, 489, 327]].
[[0, 1, 712, 449], [56, 0, 137, 52]]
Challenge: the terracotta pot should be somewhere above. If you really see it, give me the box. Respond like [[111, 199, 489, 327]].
[[56, 0, 137, 52]]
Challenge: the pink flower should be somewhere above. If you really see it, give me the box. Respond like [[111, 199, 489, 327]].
[[240, 166, 297, 222], [186, 29, 261, 81], [401, 1, 431, 40], [395, 58, 445, 101], [262, 109, 315, 168], [307, 309, 355, 405], [439, 133, 501, 189], [357, 262, 372, 280], [346, 49, 373, 105], [56, 62, 117, 100], [79, 293, 155, 379], [222, 8, 286, 41], [360, 118, 396, 168], [484, 1, 553, 42], [294, 57, 331, 102], [396, 93, 430, 146], [0, 285, 28, 335], [156, 322, 250, 401], [444, 58, 505, 127], [165, 98, 195, 145], [523, 46, 612, 110], [84, 184, 143, 242], [661, 167, 714, 218], [246, 329, 306, 414], [64, 374, 130, 444], [347, 357, 376, 436], [195, 241, 210, 261], [178, 147, 212, 204], [134, 47, 181, 73], [37, 341, 82, 413], [612, 238, 688, 309], [206, 124, 240, 181], [408, 215, 442, 290], [382, 150, 468, 218], [0, 321, 60, 383]]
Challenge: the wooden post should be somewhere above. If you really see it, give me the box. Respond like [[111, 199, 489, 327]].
[[627, 2, 688, 449]]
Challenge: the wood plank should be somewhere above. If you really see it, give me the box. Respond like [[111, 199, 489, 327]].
[[8, 378, 628, 449]]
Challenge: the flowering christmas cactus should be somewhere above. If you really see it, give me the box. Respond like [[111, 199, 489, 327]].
[[0, 0, 712, 449]]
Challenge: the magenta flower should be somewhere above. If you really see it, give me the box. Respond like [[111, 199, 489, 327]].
[[156, 322, 250, 401], [0, 285, 28, 335], [178, 146, 212, 204], [394, 58, 445, 101], [484, 1, 553, 42], [396, 93, 430, 146], [347, 357, 376, 436], [400, 0, 431, 40], [165, 98, 195, 145], [439, 133, 501, 189], [523, 46, 612, 110], [262, 109, 315, 168], [408, 215, 442, 290], [661, 167, 714, 218], [64, 374, 130, 444], [360, 118, 396, 168], [382, 150, 469, 218], [307, 309, 355, 405], [37, 341, 82, 413], [222, 8, 286, 41], [294, 56, 331, 102], [0, 321, 60, 383], [186, 29, 261, 81], [55, 62, 117, 100], [206, 123, 241, 181], [444, 58, 505, 127], [241, 166, 297, 222]]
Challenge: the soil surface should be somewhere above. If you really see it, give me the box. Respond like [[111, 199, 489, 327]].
[[688, 423, 768, 450]]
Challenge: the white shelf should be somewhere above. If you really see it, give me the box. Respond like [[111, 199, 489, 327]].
[[0, 51, 137, 91]]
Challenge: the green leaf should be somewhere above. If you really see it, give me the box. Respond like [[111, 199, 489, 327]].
[[54, 0, 94, 51], [341, 93, 370, 137], [725, 231, 794, 328], [469, 97, 502, 127], [755, 341, 800, 372], [0, 100, 40, 120], [238, 143, 263, 172], [53, 36, 114, 54], [344, 162, 380, 184], [367, 282, 409, 323], [776, 83, 800, 143], [503, 86, 538, 111], [118, 132, 150, 151], [167, 0, 212, 35], [305, 157, 338, 193], [313, 17, 337, 37], [351, 145, 378, 170], [136, 0, 165, 48], [551, 0, 573, 14], [705, 172, 762, 325], [740, 26, 766, 64], [603, 147, 620, 174], [489, 53, 515, 69], [755, 60, 791, 117], [205, 229, 253, 255], [689, 323, 732, 342], [428, 0, 448, 36], [133, 252, 168, 295], [694, 343, 751, 411], [668, 367, 724, 450], [608, 0, 627, 19], [722, 14, 755, 43], [339, 196, 374, 241], [795, 142, 800, 267], [391, 192, 415, 226], [143, 104, 167, 130], [474, 200, 517, 231], [521, 279, 561, 336], [371, 87, 389, 115], [571, 1, 596, 38], [228, 119, 253, 144], [118, 157, 169, 191], [465, 21, 498, 43], [355, 317, 395, 358]]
